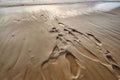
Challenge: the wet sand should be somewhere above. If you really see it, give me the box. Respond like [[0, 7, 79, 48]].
[[0, 3, 120, 80]]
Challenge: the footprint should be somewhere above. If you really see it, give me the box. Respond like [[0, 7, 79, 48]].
[[112, 64, 120, 75], [66, 52, 81, 79], [68, 28, 83, 35], [86, 33, 102, 46], [49, 27, 59, 33], [105, 52, 117, 64]]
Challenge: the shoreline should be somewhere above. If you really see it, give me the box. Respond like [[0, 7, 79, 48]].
[[0, 1, 120, 8]]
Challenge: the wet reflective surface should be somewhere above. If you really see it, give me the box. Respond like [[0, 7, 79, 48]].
[[0, 2, 120, 18]]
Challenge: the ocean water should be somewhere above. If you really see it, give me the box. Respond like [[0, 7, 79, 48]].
[[0, 0, 119, 5]]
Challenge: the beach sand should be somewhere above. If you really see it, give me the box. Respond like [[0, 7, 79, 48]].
[[0, 3, 120, 80]]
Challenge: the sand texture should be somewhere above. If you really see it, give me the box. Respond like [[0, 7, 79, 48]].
[[0, 4, 120, 80]]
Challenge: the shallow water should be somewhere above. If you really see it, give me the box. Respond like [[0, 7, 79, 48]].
[[94, 2, 120, 11], [0, 2, 120, 19]]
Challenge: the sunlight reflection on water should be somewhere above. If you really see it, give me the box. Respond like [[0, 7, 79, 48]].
[[94, 2, 120, 11], [0, 2, 120, 19]]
